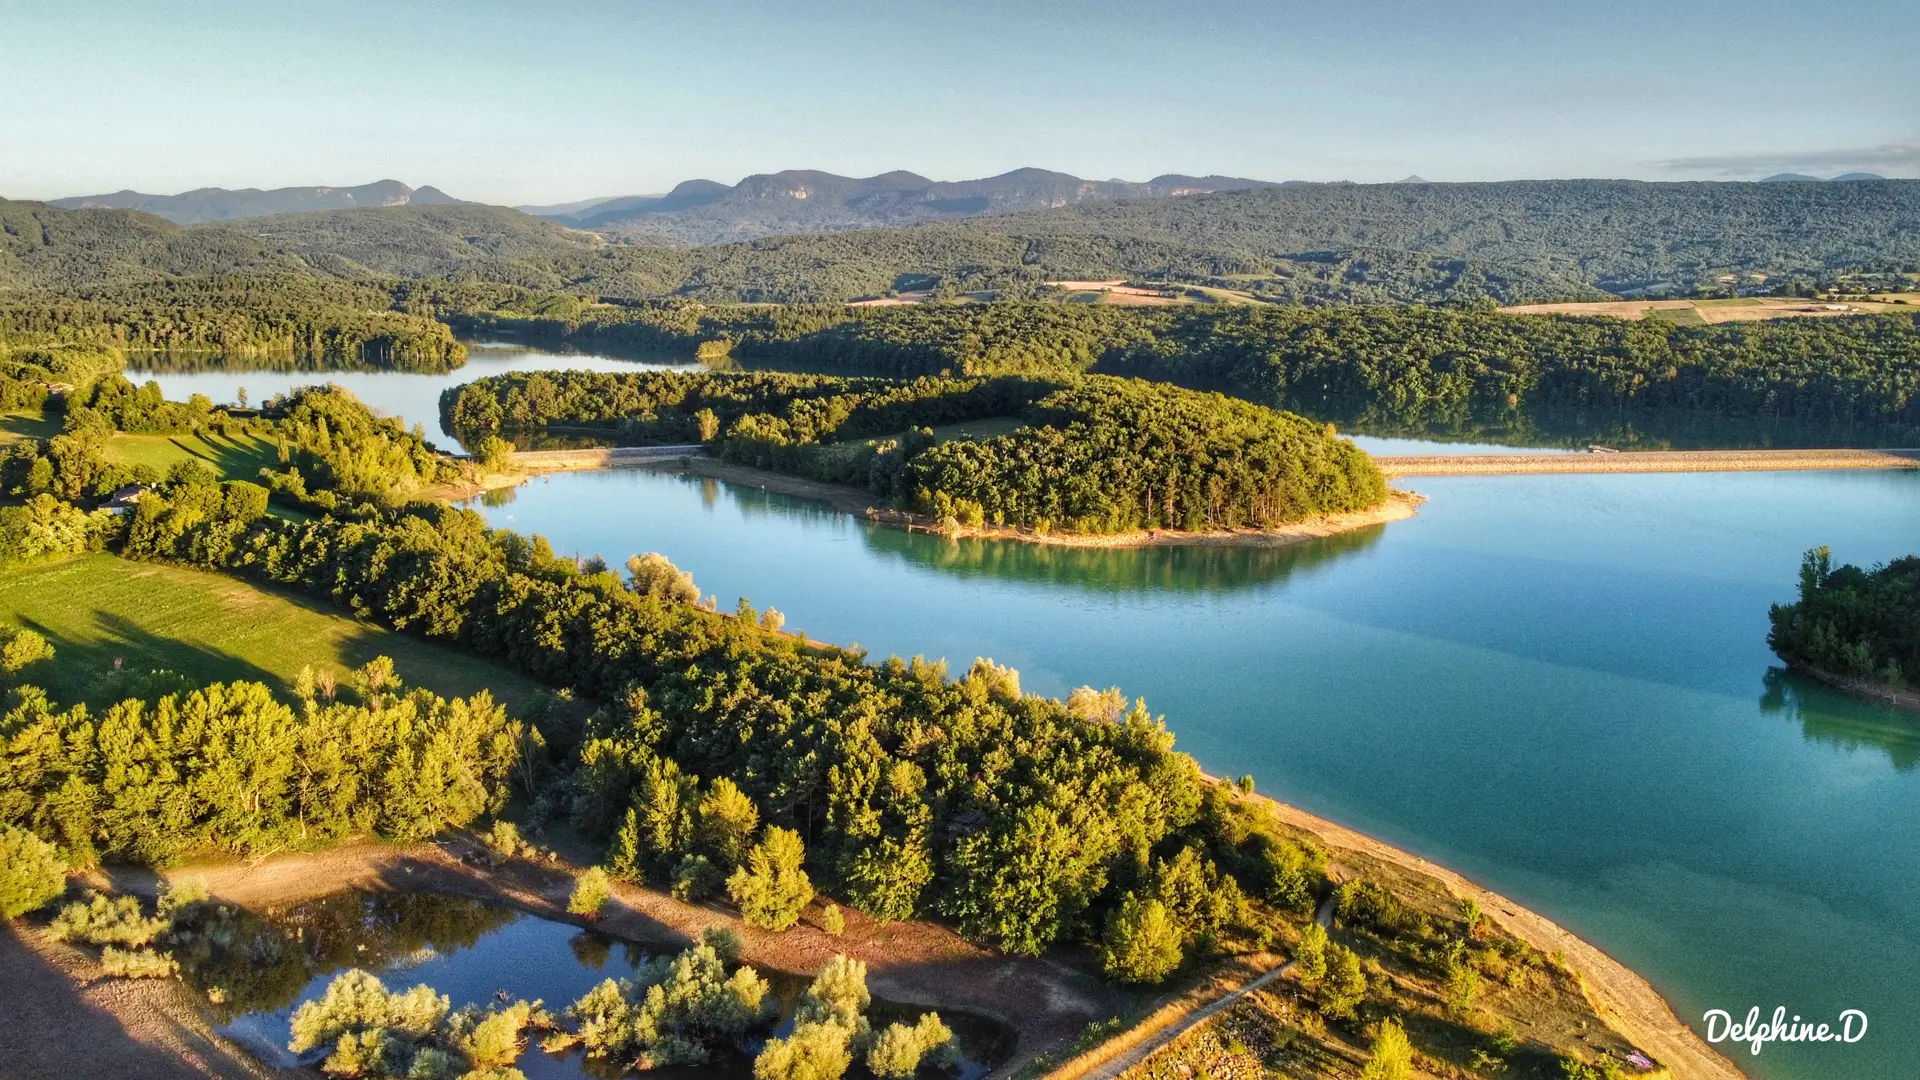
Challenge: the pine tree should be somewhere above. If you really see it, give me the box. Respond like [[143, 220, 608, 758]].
[[1100, 894, 1183, 984]]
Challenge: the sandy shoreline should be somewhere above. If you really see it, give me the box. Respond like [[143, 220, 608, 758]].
[[1379, 447, 1920, 476], [1254, 793, 1744, 1080]]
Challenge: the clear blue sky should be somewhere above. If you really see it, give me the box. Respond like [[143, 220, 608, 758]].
[[4, 0, 1915, 203]]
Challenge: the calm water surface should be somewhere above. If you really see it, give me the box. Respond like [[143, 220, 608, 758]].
[[129, 344, 696, 450], [218, 890, 1006, 1080], [473, 466, 1920, 1080]]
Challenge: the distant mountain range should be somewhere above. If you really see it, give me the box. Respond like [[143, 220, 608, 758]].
[[1760, 172, 1887, 182], [531, 168, 1287, 243], [48, 180, 467, 224], [9, 176, 1917, 305]]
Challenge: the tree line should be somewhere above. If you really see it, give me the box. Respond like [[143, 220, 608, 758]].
[[0, 632, 525, 865], [434, 297, 1920, 430]]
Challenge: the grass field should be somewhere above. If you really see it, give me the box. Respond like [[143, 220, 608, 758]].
[[0, 554, 553, 711], [0, 409, 60, 443], [0, 406, 279, 481], [101, 430, 279, 480]]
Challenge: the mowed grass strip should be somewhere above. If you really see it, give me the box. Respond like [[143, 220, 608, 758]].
[[102, 429, 279, 481], [0, 554, 551, 711]]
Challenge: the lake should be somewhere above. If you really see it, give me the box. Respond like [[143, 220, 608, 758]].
[[135, 358, 1920, 1078], [471, 464, 1920, 1080], [127, 343, 697, 450]]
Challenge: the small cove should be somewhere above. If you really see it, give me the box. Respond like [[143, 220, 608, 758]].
[[210, 889, 1010, 1080]]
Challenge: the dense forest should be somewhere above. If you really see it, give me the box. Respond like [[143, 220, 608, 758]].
[[1769, 547, 1920, 694], [444, 369, 1386, 534], [443, 298, 1920, 429], [0, 275, 465, 371]]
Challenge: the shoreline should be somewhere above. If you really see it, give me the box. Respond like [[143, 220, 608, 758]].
[[499, 449, 1425, 549], [53, 780, 1745, 1080], [1378, 447, 1920, 476], [1786, 660, 1920, 713], [1251, 791, 1744, 1080]]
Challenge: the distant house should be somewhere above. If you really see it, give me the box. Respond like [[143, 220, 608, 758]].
[[103, 484, 150, 515]]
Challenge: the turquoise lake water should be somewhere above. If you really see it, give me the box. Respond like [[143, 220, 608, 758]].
[[135, 357, 1920, 1078], [471, 465, 1920, 1080]]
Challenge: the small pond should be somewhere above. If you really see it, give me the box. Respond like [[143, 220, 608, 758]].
[[207, 889, 1011, 1080]]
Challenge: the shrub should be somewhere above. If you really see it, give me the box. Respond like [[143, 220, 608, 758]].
[[755, 1020, 854, 1080], [626, 552, 700, 604], [0, 824, 65, 917], [1359, 1017, 1412, 1080], [1318, 944, 1367, 1020], [821, 902, 845, 936], [50, 892, 168, 947], [0, 625, 55, 677], [1292, 921, 1328, 984], [727, 827, 814, 931], [700, 925, 743, 964], [868, 1013, 955, 1078], [565, 939, 771, 1066], [100, 946, 179, 979], [569, 867, 613, 917]]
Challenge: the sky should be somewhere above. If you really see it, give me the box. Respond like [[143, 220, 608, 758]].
[[2, 0, 1915, 204]]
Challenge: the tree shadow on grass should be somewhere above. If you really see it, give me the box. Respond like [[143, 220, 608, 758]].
[[0, 409, 60, 441], [19, 575, 553, 715], [21, 610, 291, 709], [165, 430, 276, 481]]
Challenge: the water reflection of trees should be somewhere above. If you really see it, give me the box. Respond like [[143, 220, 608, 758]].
[[703, 472, 1388, 594], [1760, 667, 1920, 771], [128, 352, 384, 375], [187, 890, 517, 1020], [864, 517, 1386, 595]]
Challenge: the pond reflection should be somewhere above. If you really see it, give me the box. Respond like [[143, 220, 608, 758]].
[[208, 890, 1010, 1080]]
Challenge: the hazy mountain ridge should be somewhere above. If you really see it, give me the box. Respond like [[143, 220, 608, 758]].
[[47, 180, 468, 224], [7, 178, 1917, 304], [551, 167, 1283, 241]]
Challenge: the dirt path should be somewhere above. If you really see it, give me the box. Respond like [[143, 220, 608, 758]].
[[1378, 448, 1920, 476], [1069, 896, 1338, 1080], [1254, 798, 1746, 1080]]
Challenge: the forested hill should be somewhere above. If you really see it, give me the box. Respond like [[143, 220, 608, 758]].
[[48, 180, 467, 224], [557, 167, 1282, 241], [936, 178, 1920, 297], [9, 179, 1920, 305], [0, 199, 295, 289]]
